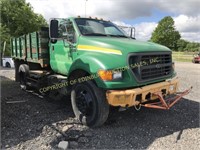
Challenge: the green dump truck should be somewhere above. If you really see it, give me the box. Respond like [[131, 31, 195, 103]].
[[11, 17, 191, 127]]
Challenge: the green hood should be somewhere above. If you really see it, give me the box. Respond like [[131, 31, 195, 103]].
[[78, 36, 171, 55], [71, 36, 174, 89]]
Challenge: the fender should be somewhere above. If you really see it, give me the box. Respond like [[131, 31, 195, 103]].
[[68, 54, 107, 87], [69, 54, 106, 74]]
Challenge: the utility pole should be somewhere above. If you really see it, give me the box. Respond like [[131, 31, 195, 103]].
[[85, 0, 88, 17]]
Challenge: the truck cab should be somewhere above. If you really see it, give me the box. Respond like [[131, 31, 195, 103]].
[[50, 17, 175, 87]]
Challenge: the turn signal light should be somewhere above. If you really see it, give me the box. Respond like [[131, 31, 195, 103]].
[[98, 70, 113, 81]]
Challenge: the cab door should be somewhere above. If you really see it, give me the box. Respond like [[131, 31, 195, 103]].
[[49, 20, 76, 75]]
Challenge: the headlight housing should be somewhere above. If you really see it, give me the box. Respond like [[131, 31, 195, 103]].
[[98, 70, 122, 81]]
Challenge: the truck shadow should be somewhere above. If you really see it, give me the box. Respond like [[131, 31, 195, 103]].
[[1, 76, 199, 149]]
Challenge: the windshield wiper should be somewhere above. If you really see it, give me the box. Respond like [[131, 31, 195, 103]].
[[107, 34, 128, 38], [83, 33, 108, 36], [83, 33, 128, 38]]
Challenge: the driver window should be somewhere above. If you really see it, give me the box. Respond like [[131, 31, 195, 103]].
[[66, 22, 76, 43], [58, 24, 66, 38], [58, 22, 76, 43]]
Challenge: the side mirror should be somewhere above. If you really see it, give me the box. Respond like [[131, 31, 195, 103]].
[[49, 19, 59, 39]]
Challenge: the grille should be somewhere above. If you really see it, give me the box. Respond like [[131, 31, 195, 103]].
[[129, 52, 172, 82]]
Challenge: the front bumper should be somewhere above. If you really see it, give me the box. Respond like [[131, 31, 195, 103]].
[[106, 77, 180, 107]]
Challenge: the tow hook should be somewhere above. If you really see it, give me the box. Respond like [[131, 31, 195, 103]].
[[134, 104, 141, 111], [141, 86, 192, 110]]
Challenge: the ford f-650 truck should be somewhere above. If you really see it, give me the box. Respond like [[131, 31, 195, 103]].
[[11, 17, 191, 127]]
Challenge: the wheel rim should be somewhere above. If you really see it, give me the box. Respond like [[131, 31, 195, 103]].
[[6, 62, 11, 68], [75, 85, 95, 117]]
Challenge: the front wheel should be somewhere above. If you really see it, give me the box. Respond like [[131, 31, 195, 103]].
[[71, 81, 109, 127]]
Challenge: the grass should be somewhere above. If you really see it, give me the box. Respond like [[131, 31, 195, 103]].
[[172, 51, 197, 62]]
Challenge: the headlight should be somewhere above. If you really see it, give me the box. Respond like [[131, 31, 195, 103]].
[[113, 71, 122, 79], [98, 70, 122, 81]]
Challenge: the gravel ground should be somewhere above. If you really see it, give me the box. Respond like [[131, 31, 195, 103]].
[[1, 62, 200, 150]]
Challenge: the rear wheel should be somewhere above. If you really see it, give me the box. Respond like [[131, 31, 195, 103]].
[[19, 64, 30, 90], [71, 81, 109, 127]]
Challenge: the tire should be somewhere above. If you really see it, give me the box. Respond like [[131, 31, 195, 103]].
[[19, 64, 30, 90], [5, 62, 11, 68], [71, 81, 109, 127]]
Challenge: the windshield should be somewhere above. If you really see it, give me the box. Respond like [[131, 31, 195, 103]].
[[75, 18, 128, 37]]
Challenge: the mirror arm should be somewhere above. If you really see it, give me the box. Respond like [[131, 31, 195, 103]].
[[130, 28, 133, 38]]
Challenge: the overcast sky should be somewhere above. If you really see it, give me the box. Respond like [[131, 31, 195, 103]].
[[26, 0, 200, 42]]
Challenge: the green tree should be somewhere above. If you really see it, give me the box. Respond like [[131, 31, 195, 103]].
[[0, 25, 11, 56], [177, 39, 189, 51], [0, 0, 47, 57], [185, 42, 200, 52], [150, 16, 181, 50]]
